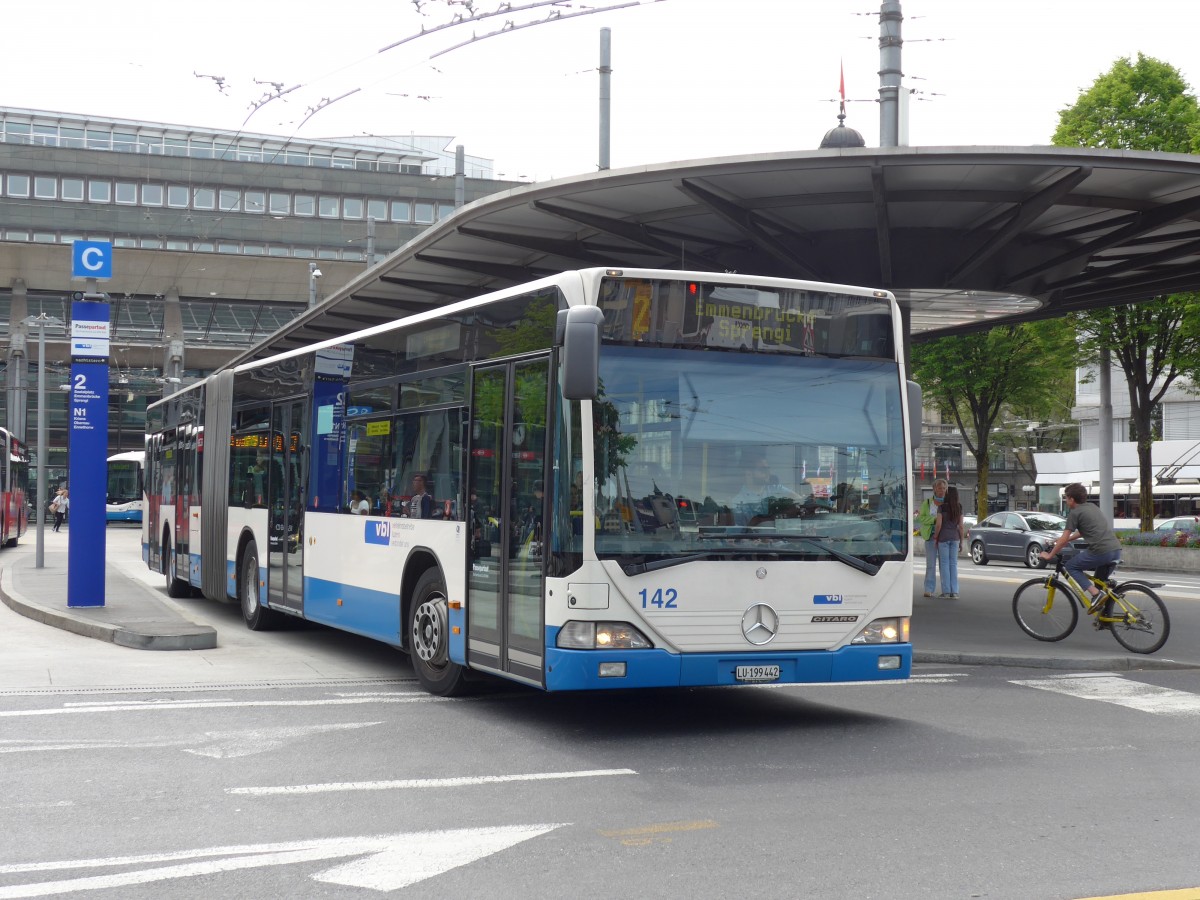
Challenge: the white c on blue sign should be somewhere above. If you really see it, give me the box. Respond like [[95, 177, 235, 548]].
[[72, 240, 113, 279]]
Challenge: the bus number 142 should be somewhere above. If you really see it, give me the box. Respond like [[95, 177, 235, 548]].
[[639, 588, 678, 609]]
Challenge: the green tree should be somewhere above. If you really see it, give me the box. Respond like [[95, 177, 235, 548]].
[[1072, 298, 1200, 529], [911, 319, 1075, 520], [1053, 54, 1200, 530]]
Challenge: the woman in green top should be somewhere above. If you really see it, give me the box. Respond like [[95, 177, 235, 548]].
[[914, 478, 948, 597]]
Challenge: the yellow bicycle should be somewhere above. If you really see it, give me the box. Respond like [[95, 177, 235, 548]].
[[1012, 554, 1170, 654]]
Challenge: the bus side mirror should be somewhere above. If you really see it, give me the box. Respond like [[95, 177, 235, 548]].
[[558, 306, 604, 401], [907, 380, 922, 449]]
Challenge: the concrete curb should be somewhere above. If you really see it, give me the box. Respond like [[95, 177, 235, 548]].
[[0, 565, 217, 651], [914, 650, 1199, 671]]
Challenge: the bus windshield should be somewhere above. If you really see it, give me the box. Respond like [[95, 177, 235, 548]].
[[590, 347, 908, 572]]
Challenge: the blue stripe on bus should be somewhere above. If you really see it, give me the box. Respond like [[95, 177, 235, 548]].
[[300, 577, 403, 645]]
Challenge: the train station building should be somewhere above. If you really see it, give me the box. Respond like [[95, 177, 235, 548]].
[[0, 105, 521, 490]]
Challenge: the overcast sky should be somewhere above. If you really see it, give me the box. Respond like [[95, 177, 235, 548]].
[[8, 0, 1198, 181]]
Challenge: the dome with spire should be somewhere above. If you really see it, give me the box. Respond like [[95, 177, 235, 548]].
[[820, 111, 866, 149]]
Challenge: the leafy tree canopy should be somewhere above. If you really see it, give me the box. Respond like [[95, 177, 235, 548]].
[[1052, 53, 1200, 152]]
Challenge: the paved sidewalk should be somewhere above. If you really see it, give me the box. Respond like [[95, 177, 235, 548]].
[[1, 526, 1196, 672]]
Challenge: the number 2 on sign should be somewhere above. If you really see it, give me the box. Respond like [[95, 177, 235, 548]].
[[639, 588, 678, 609]]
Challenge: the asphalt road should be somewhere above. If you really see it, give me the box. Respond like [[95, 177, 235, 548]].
[[1, 532, 1198, 898]]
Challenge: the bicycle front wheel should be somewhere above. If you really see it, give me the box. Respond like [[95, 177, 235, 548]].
[[1013, 577, 1079, 642], [1106, 585, 1170, 654]]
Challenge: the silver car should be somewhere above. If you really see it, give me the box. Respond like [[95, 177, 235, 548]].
[[969, 511, 1066, 569]]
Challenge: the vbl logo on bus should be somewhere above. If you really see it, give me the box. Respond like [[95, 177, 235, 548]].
[[365, 520, 391, 545]]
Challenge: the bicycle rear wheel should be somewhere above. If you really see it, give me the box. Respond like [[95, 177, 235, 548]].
[[1106, 585, 1170, 654], [1013, 577, 1078, 641]]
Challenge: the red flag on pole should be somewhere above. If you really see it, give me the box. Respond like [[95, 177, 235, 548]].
[[839, 60, 846, 117], [920, 462, 925, 481]]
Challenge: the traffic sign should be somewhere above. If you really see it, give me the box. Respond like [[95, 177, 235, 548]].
[[71, 240, 113, 279]]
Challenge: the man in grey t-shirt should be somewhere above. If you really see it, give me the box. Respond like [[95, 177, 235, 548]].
[[1039, 482, 1122, 602]]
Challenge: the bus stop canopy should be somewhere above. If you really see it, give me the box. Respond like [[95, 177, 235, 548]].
[[229, 145, 1200, 366]]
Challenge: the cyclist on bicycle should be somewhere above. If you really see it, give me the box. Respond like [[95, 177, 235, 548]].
[[1038, 482, 1122, 603]]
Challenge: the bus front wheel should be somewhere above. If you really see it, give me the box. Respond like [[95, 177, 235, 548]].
[[409, 569, 467, 697]]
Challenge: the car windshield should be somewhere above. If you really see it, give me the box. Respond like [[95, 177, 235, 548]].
[[1025, 514, 1065, 531], [587, 347, 908, 573]]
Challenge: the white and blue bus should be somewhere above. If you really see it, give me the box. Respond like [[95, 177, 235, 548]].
[[106, 451, 144, 523], [143, 268, 920, 695]]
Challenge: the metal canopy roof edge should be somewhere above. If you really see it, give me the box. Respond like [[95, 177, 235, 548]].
[[224, 145, 1200, 368]]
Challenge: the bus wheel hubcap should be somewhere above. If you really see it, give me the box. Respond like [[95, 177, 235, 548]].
[[413, 598, 447, 665]]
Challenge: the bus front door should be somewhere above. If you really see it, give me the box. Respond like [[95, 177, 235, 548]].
[[266, 399, 309, 615], [466, 358, 549, 686]]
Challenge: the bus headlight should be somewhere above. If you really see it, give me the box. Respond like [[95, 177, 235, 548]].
[[850, 617, 910, 644], [556, 621, 653, 650]]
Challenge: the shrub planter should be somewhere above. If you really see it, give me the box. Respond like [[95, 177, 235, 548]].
[[1118, 545, 1200, 574]]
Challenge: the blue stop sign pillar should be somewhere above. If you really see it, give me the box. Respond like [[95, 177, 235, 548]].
[[67, 299, 110, 608]]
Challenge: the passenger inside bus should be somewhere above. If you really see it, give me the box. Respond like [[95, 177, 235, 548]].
[[403, 474, 433, 519]]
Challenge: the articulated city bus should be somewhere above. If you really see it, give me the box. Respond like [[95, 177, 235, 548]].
[[143, 268, 920, 695], [0, 427, 29, 547]]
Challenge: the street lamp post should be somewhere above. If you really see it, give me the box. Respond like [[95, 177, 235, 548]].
[[308, 262, 322, 308], [22, 313, 63, 569]]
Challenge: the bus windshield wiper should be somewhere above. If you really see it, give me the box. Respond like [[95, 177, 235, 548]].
[[621, 553, 713, 576], [697, 531, 880, 576]]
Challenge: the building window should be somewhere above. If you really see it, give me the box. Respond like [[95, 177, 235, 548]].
[[193, 188, 215, 210], [141, 184, 164, 206], [390, 200, 411, 223], [285, 150, 308, 167], [59, 126, 85, 148], [6, 230, 30, 241], [166, 239, 190, 251], [61, 234, 83, 244], [269, 193, 290, 216], [62, 178, 85, 202], [217, 242, 239, 254], [113, 132, 137, 152], [268, 246, 289, 257], [115, 182, 137, 204], [194, 241, 214, 253], [318, 196, 339, 218], [33, 233, 57, 243], [114, 237, 137, 248], [367, 199, 387, 222], [343, 197, 364, 219], [414, 201, 435, 224], [32, 124, 58, 146], [243, 244, 265, 255], [318, 249, 339, 260], [5, 122, 31, 144], [295, 194, 314, 217], [88, 180, 112, 203], [140, 238, 163, 249], [34, 177, 57, 199], [165, 137, 189, 157], [86, 129, 111, 150], [190, 140, 214, 159], [244, 191, 265, 214], [219, 189, 242, 212], [168, 185, 189, 208], [437, 202, 455, 220], [7, 174, 29, 197]]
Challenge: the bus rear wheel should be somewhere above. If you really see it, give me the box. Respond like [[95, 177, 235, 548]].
[[239, 540, 281, 631], [163, 534, 190, 598], [409, 569, 467, 697]]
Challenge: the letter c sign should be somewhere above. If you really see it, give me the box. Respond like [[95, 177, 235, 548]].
[[72, 240, 113, 279]]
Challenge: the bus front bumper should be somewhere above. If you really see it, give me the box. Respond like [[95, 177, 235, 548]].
[[543, 642, 912, 691]]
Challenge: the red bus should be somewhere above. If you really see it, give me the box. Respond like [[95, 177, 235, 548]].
[[0, 427, 29, 546]]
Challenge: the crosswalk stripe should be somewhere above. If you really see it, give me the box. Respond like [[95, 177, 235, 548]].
[[1011, 675, 1200, 716]]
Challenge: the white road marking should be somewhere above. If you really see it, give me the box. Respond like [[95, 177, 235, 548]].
[[0, 723, 382, 758], [0, 695, 440, 718], [1011, 675, 1200, 715], [0, 826, 564, 896], [228, 768, 638, 796]]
